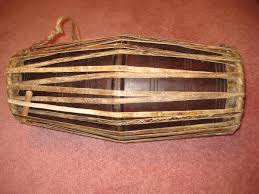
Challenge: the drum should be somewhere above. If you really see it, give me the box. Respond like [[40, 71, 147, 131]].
[[7, 17, 245, 142]]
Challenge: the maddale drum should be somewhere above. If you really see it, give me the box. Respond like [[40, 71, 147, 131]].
[[7, 17, 245, 142]]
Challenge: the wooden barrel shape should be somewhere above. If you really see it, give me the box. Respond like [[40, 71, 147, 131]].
[[7, 17, 245, 142]]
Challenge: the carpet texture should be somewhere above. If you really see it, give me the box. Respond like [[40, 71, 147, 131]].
[[0, 0, 259, 193]]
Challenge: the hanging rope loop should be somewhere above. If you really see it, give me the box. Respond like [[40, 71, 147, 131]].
[[31, 16, 80, 48]]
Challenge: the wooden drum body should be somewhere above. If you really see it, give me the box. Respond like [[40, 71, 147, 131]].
[[7, 17, 244, 142]]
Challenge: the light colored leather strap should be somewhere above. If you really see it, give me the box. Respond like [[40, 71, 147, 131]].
[[20, 90, 33, 123], [32, 16, 80, 48]]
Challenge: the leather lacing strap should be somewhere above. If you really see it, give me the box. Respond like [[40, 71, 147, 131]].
[[31, 16, 80, 48]]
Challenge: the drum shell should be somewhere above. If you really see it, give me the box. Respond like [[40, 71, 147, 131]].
[[6, 35, 245, 142]]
